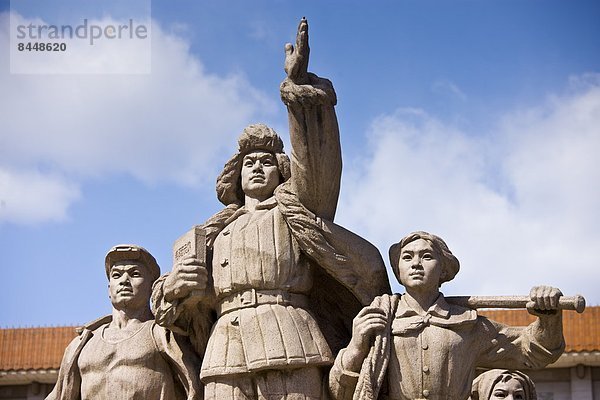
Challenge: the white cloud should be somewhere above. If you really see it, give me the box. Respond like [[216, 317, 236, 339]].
[[338, 75, 600, 304], [0, 12, 276, 224], [0, 167, 80, 224]]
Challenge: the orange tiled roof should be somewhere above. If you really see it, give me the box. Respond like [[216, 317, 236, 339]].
[[0, 326, 77, 371], [480, 305, 600, 352], [0, 307, 598, 371]]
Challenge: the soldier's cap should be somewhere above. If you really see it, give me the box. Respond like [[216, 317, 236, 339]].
[[104, 244, 160, 281]]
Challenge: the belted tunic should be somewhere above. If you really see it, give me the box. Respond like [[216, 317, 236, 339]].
[[151, 72, 391, 385], [201, 197, 333, 378]]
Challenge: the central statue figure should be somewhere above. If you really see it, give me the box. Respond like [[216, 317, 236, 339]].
[[152, 18, 390, 399]]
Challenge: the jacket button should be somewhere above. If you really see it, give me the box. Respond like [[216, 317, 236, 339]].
[[422, 389, 430, 397], [221, 258, 229, 267]]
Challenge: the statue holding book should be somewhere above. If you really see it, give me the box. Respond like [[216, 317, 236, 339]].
[[151, 18, 390, 399]]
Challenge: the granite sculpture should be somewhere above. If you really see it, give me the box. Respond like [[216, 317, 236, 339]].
[[46, 17, 583, 400], [470, 369, 537, 400], [151, 18, 390, 399], [329, 231, 565, 400], [47, 244, 201, 400]]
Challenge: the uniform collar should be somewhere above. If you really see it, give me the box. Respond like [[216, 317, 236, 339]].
[[396, 293, 451, 319], [224, 196, 278, 225], [392, 293, 477, 335], [253, 196, 278, 210]]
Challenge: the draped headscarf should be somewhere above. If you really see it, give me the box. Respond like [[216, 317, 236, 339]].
[[471, 369, 537, 400]]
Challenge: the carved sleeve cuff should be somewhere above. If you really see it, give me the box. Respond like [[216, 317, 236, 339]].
[[337, 348, 361, 384], [329, 348, 360, 400], [151, 275, 188, 335], [280, 73, 337, 107], [523, 323, 565, 367]]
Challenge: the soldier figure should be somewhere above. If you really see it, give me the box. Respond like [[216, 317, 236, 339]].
[[151, 18, 389, 399]]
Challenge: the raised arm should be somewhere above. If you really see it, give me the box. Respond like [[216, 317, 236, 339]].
[[281, 18, 342, 221]]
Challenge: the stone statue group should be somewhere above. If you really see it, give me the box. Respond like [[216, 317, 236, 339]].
[[48, 19, 576, 400]]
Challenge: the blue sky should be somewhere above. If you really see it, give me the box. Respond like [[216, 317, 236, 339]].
[[1, 1, 599, 327]]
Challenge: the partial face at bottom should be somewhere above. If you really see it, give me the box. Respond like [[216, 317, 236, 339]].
[[490, 377, 525, 400]]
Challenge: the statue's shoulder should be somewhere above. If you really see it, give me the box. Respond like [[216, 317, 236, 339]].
[[76, 315, 112, 335], [450, 304, 478, 321], [442, 297, 479, 326], [369, 293, 402, 314], [381, 293, 402, 303]]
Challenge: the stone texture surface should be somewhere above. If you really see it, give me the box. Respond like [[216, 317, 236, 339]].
[[45, 19, 583, 400]]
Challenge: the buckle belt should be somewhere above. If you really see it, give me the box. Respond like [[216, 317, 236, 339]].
[[216, 288, 309, 316]]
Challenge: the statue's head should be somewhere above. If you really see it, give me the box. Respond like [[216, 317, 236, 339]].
[[217, 124, 291, 205], [471, 369, 536, 400], [389, 231, 460, 290], [104, 244, 160, 310]]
